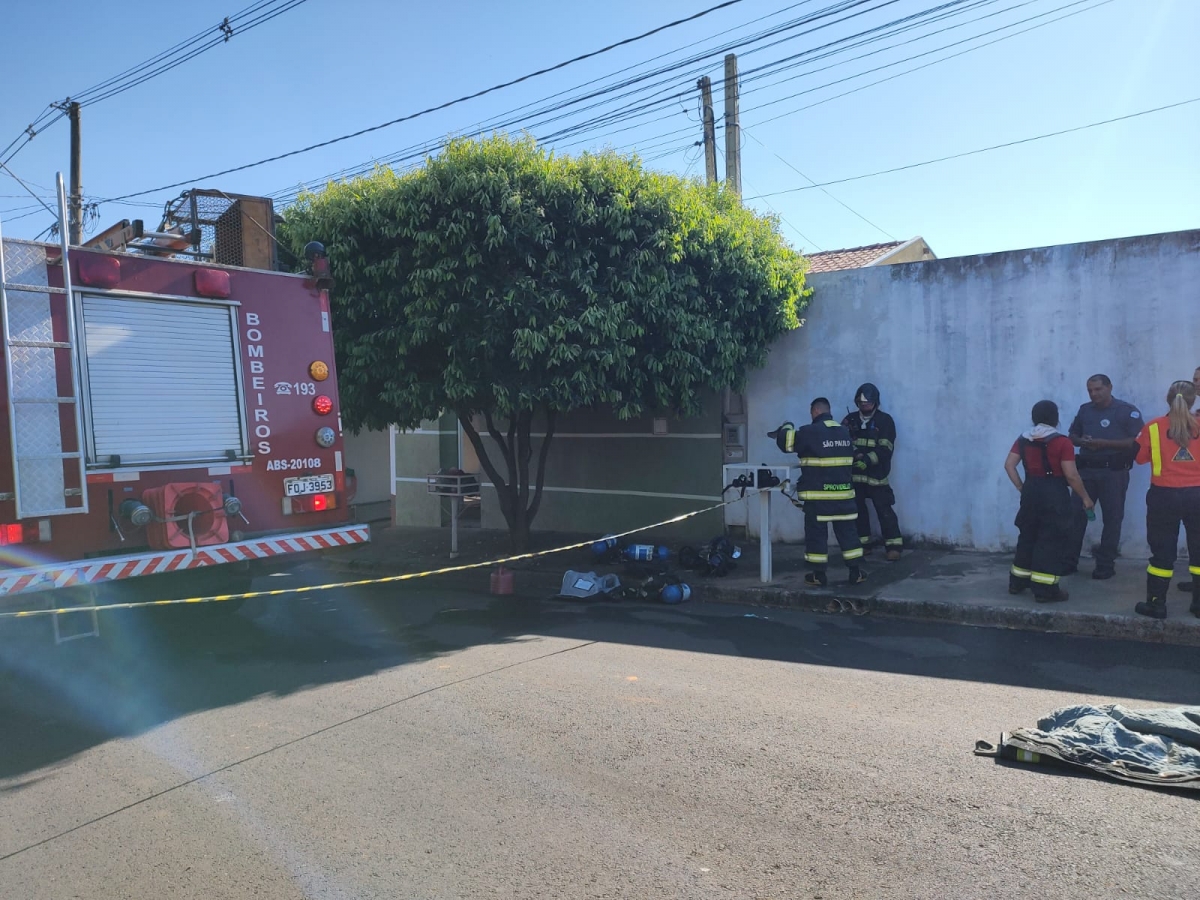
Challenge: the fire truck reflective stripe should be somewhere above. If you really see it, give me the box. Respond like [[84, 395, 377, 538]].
[[86, 471, 142, 483], [0, 525, 370, 598]]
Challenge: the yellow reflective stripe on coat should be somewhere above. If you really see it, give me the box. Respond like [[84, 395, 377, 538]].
[[854, 438, 877, 447], [816, 513, 859, 522], [824, 420, 841, 428], [1149, 422, 1162, 477], [852, 475, 889, 486], [799, 489, 855, 500], [878, 439, 894, 451], [842, 547, 864, 560], [805, 553, 829, 563], [867, 451, 880, 465], [1011, 565, 1032, 578], [799, 456, 855, 467], [1147, 564, 1174, 578], [1030, 572, 1059, 585], [1190, 565, 1200, 576]]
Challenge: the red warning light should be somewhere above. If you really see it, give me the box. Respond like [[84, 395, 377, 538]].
[[312, 395, 333, 416], [311, 493, 328, 511]]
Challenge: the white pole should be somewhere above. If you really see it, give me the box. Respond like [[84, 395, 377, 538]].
[[759, 489, 771, 583]]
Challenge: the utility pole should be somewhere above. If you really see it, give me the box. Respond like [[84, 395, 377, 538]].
[[68, 101, 82, 244], [697, 76, 718, 186], [723, 53, 741, 198]]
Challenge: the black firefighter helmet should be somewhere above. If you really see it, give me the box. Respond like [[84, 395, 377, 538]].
[[855, 383, 881, 408]]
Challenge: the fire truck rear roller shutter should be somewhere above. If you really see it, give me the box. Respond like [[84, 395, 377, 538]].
[[82, 295, 247, 465]]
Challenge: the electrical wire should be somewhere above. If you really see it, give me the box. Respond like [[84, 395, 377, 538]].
[[743, 127, 895, 239], [271, 0, 995, 204], [100, 0, 750, 203], [555, 0, 1112, 167], [745, 96, 1200, 198], [0, 1, 311, 168], [0, 162, 59, 220]]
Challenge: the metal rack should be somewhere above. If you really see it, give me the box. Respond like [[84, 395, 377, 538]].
[[426, 472, 481, 558]]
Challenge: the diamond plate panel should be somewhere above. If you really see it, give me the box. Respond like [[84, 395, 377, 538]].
[[9, 345, 58, 400], [6, 288, 54, 344], [16, 456, 67, 516], [14, 402, 64, 456], [1, 239, 49, 289]]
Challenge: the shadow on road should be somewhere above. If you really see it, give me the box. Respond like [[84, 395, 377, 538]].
[[2, 563, 1198, 783]]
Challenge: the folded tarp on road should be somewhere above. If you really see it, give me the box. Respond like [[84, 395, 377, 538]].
[[997, 705, 1200, 790]]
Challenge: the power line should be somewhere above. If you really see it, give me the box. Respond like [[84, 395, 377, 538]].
[[745, 96, 1200, 199], [100, 0, 749, 203], [583, 0, 1112, 166], [271, 0, 1000, 204], [0, 1, 311, 168], [69, 1, 309, 108], [743, 127, 895, 239], [744, 0, 1112, 126], [0, 162, 59, 220]]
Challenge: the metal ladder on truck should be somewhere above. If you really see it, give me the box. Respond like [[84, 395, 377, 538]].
[[0, 174, 96, 641]]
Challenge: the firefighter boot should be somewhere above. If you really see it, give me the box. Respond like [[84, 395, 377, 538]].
[[804, 571, 828, 588], [1135, 595, 1168, 620], [1008, 574, 1030, 595], [847, 566, 866, 585]]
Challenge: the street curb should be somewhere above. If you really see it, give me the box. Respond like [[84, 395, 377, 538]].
[[316, 558, 1200, 647], [695, 583, 1200, 648]]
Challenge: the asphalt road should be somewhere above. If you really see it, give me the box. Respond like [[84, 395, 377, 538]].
[[1, 563, 1198, 899]]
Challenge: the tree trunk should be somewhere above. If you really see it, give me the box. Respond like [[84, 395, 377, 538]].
[[457, 405, 556, 551]]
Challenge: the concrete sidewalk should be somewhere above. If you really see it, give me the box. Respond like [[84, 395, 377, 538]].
[[325, 524, 1200, 647]]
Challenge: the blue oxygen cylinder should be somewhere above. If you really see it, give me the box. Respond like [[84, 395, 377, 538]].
[[591, 535, 619, 557], [660, 583, 692, 604], [623, 544, 670, 562]]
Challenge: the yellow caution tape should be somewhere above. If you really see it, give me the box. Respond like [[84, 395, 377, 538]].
[[0, 483, 787, 620]]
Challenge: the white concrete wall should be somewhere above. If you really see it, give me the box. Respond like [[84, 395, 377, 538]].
[[342, 427, 393, 521], [729, 229, 1200, 552]]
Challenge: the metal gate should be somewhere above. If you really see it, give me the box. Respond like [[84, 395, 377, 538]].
[[0, 174, 89, 518]]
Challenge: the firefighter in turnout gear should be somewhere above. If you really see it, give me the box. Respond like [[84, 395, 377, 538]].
[[1132, 380, 1200, 620], [841, 383, 903, 560], [771, 398, 865, 587], [1004, 400, 1094, 603]]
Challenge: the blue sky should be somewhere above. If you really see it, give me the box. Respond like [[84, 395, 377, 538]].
[[1, 0, 1196, 257]]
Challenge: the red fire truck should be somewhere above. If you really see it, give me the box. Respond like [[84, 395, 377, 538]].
[[0, 176, 369, 635]]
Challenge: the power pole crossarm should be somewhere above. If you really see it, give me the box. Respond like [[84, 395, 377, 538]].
[[723, 54, 741, 199], [698, 76, 718, 187]]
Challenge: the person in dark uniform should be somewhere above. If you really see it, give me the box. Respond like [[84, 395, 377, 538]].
[[1132, 380, 1200, 619], [1004, 400, 1094, 602], [1066, 375, 1143, 579], [771, 398, 865, 587], [841, 383, 903, 561]]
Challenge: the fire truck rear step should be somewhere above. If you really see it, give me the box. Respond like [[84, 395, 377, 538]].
[[0, 175, 90, 519]]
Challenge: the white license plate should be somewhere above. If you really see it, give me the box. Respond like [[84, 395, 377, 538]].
[[283, 474, 334, 497]]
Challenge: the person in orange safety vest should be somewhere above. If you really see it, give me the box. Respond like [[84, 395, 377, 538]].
[[1132, 379, 1200, 620]]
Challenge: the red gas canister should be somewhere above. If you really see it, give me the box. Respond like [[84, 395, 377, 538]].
[[489, 566, 514, 595]]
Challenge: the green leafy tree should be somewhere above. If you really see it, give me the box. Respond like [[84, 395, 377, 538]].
[[281, 135, 808, 548]]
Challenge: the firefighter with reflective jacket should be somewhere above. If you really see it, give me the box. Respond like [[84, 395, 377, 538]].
[[770, 398, 866, 587], [841, 383, 903, 560], [1132, 379, 1200, 620]]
